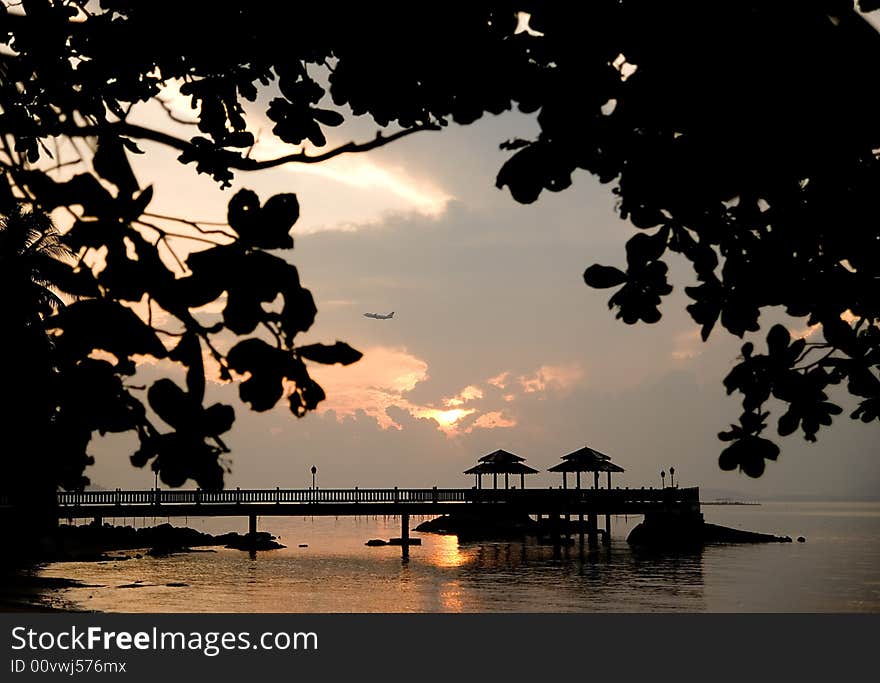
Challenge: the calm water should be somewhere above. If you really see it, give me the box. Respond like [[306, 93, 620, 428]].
[[38, 502, 880, 612]]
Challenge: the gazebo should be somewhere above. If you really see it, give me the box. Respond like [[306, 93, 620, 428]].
[[547, 446, 625, 490], [464, 449, 539, 489]]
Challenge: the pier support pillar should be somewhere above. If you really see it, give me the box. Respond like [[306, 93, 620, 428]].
[[587, 512, 598, 548], [248, 514, 257, 539], [93, 516, 103, 527], [604, 514, 611, 546], [551, 514, 562, 558], [401, 513, 410, 561]]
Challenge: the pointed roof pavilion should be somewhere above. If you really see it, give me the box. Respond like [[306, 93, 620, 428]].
[[548, 446, 625, 489], [464, 449, 538, 489], [478, 449, 526, 464]]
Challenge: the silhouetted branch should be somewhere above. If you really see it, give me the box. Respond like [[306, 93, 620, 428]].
[[135, 219, 228, 247], [50, 121, 441, 171], [142, 212, 236, 239]]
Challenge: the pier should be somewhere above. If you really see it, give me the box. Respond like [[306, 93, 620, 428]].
[[42, 486, 701, 557]]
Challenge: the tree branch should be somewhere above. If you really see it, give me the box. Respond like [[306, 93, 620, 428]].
[[142, 211, 236, 239], [56, 120, 441, 171]]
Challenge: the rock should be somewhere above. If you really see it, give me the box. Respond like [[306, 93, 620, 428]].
[[298, 544, 308, 548], [365, 539, 388, 546], [223, 532, 285, 551], [627, 513, 794, 548], [703, 524, 792, 544], [415, 511, 539, 538], [797, 536, 806, 543]]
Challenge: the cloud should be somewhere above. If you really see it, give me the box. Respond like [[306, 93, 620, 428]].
[[309, 346, 429, 430], [487, 371, 510, 389], [308, 347, 521, 436], [444, 385, 483, 407], [671, 328, 703, 361], [251, 136, 452, 230], [518, 364, 583, 394], [465, 411, 517, 433], [411, 407, 477, 435], [790, 310, 858, 341], [149, 81, 453, 231], [290, 156, 451, 221], [156, 79, 200, 124]]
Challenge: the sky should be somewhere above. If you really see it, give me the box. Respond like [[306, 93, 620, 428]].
[[79, 67, 880, 501]]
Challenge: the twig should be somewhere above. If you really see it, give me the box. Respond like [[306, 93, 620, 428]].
[[795, 347, 839, 372], [157, 234, 186, 272], [154, 327, 186, 338], [54, 120, 442, 171], [142, 211, 236, 238], [135, 219, 227, 247]]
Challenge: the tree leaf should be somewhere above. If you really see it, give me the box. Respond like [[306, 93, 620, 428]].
[[148, 378, 196, 431], [93, 136, 139, 197], [298, 341, 363, 365], [583, 264, 627, 289]]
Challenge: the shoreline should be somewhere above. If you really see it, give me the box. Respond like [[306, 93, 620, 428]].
[[1, 521, 287, 613], [1, 570, 94, 613]]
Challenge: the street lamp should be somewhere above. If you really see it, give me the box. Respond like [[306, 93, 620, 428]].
[[661, 470, 666, 488], [311, 465, 317, 491], [669, 467, 675, 488]]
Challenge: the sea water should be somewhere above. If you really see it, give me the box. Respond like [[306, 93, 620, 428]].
[[36, 502, 880, 612]]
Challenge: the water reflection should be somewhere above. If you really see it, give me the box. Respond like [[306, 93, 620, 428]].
[[437, 536, 707, 612], [36, 503, 880, 612], [430, 534, 468, 568], [440, 580, 464, 612]]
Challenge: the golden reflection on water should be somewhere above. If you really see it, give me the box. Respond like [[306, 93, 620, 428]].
[[428, 534, 468, 568], [440, 580, 464, 612]]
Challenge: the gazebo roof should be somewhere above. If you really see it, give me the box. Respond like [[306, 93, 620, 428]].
[[548, 446, 625, 473], [478, 449, 526, 464], [561, 446, 612, 462], [548, 459, 625, 473], [464, 461, 539, 476]]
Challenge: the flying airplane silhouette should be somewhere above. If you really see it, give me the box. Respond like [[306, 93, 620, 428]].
[[363, 311, 395, 320]]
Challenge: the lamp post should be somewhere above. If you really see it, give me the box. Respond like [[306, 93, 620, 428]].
[[311, 465, 317, 490], [661, 470, 666, 488], [669, 467, 675, 488]]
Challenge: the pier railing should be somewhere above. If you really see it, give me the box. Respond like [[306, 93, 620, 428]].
[[55, 487, 470, 506], [46, 486, 699, 508]]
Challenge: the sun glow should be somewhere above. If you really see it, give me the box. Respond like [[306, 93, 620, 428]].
[[412, 407, 477, 433]]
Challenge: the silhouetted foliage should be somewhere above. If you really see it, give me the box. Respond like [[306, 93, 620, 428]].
[[0, 1, 877, 491], [494, 3, 880, 477]]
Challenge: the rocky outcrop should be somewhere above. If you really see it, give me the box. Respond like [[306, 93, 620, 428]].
[[415, 511, 539, 538], [627, 513, 792, 548], [222, 532, 285, 551], [48, 522, 285, 559]]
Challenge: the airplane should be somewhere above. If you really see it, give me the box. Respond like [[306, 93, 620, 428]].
[[363, 311, 395, 320]]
